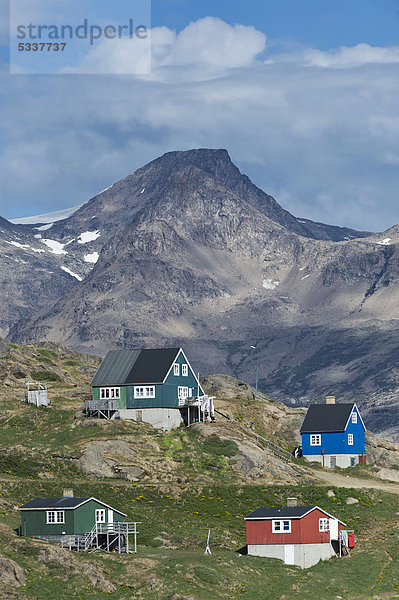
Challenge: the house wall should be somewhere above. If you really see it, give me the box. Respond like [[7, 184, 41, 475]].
[[301, 407, 365, 456], [21, 508, 75, 537], [247, 542, 336, 568], [21, 500, 125, 537], [246, 509, 344, 546], [92, 350, 204, 411]]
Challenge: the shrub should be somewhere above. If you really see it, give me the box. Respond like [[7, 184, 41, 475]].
[[194, 565, 221, 585], [30, 370, 62, 382], [203, 435, 239, 458]]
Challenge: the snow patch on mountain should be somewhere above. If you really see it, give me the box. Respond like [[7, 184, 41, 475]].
[[41, 239, 67, 255], [84, 252, 99, 264], [263, 279, 279, 290], [77, 230, 101, 244], [377, 238, 391, 245], [61, 266, 82, 281], [35, 223, 54, 231]]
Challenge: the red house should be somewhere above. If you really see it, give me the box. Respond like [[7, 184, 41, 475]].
[[245, 499, 346, 568]]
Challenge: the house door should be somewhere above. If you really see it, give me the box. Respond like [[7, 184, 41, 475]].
[[329, 519, 339, 541], [284, 545, 295, 565], [108, 510, 113, 524], [330, 456, 336, 468]]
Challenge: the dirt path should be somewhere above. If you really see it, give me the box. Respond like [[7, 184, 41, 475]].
[[301, 467, 399, 494]]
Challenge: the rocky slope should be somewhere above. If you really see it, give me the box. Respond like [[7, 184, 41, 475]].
[[1, 149, 399, 437]]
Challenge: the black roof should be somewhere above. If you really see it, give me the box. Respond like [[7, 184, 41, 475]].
[[245, 506, 314, 519], [300, 403, 355, 433], [19, 497, 91, 509], [19, 496, 126, 515], [91, 347, 181, 386]]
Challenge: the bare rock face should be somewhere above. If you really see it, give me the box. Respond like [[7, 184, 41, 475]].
[[0, 552, 27, 587], [2, 148, 399, 438], [78, 439, 146, 480]]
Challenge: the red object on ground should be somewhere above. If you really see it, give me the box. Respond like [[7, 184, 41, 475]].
[[348, 533, 355, 548]]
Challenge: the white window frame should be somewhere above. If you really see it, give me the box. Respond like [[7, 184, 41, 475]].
[[134, 386, 155, 399], [310, 434, 321, 446], [351, 412, 357, 423], [348, 433, 354, 445], [174, 363, 180, 376], [100, 387, 120, 400], [182, 364, 188, 376], [319, 518, 329, 532], [96, 509, 106, 524], [46, 510, 65, 524], [178, 386, 189, 406], [272, 520, 291, 533]]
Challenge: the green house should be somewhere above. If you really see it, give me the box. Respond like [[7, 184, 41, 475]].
[[88, 347, 205, 430], [19, 496, 126, 540]]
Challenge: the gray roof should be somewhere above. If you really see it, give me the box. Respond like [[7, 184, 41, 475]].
[[19, 497, 126, 515], [300, 403, 361, 433], [91, 347, 182, 386], [245, 506, 314, 519], [245, 505, 345, 525]]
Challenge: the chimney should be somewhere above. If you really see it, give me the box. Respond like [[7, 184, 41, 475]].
[[326, 396, 336, 405], [63, 488, 74, 498], [287, 498, 298, 507]]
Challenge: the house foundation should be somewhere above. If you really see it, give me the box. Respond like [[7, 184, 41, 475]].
[[247, 542, 336, 568]]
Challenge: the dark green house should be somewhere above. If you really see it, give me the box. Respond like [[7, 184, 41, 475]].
[[88, 347, 205, 430], [19, 496, 126, 540]]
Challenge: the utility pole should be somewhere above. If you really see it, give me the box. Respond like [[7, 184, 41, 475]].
[[250, 345, 259, 402]]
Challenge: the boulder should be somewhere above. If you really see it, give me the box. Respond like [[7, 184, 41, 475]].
[[0, 552, 27, 587]]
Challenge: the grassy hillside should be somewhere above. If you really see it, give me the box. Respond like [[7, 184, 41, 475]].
[[1, 340, 399, 599]]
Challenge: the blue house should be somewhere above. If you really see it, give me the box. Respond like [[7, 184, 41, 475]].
[[87, 347, 206, 430], [300, 397, 366, 468]]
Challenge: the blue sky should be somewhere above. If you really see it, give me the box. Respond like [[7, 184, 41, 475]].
[[1, 0, 399, 230]]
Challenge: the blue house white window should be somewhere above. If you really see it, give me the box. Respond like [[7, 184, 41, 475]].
[[348, 433, 354, 445], [351, 412, 357, 423], [182, 364, 188, 376], [272, 520, 291, 533], [174, 364, 180, 376], [310, 434, 321, 446]]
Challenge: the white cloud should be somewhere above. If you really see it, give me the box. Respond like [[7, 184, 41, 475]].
[[1, 18, 399, 231], [62, 17, 266, 77], [303, 43, 399, 68]]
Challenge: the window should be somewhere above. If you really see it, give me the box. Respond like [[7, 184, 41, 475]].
[[100, 387, 120, 400], [134, 386, 155, 399], [174, 364, 180, 376], [46, 510, 64, 524], [272, 520, 291, 533], [96, 509, 106, 523], [178, 386, 189, 406], [310, 434, 321, 446], [351, 412, 357, 423], [182, 364, 188, 376], [348, 433, 354, 445], [319, 518, 329, 532]]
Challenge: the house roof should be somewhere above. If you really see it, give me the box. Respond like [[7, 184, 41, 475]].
[[245, 505, 345, 525], [19, 497, 127, 516], [300, 403, 365, 433], [91, 347, 181, 386]]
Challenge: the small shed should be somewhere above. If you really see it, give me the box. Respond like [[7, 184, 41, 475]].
[[245, 499, 346, 568], [300, 396, 366, 468], [19, 496, 126, 540]]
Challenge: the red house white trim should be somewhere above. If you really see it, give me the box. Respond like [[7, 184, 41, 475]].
[[245, 504, 345, 568]]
